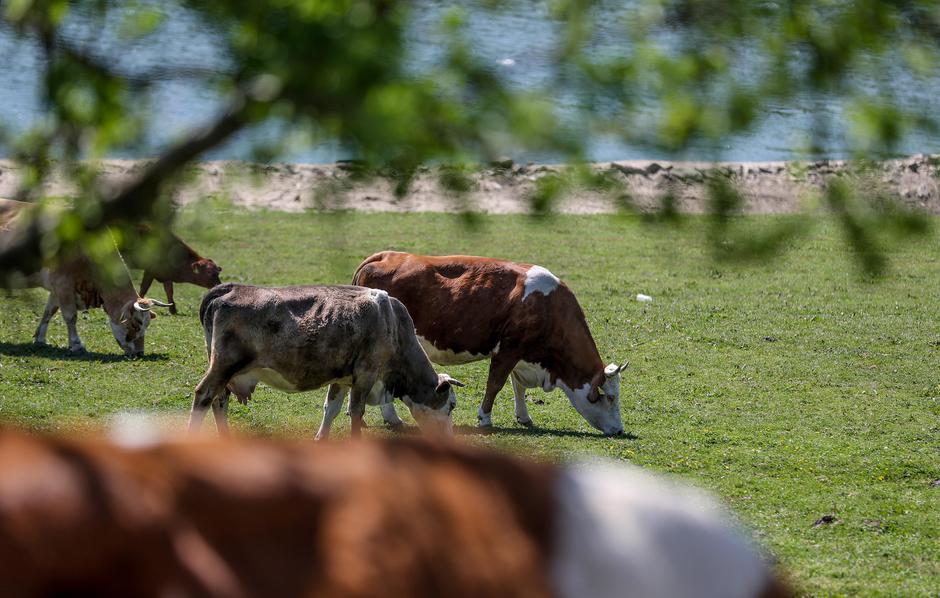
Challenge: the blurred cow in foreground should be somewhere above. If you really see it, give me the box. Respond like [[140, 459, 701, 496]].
[[193, 283, 461, 437], [132, 224, 222, 315], [0, 428, 789, 598], [0, 198, 171, 356]]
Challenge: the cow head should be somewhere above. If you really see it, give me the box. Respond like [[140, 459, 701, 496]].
[[109, 298, 172, 356], [564, 361, 628, 436], [405, 373, 463, 436], [190, 259, 222, 288]]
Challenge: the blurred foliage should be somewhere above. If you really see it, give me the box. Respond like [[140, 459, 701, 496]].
[[1, 0, 939, 277]]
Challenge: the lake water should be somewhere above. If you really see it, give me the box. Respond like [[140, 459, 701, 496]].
[[1, 2, 938, 163]]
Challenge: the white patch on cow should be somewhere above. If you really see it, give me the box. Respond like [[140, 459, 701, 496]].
[[551, 461, 770, 598], [512, 360, 554, 392], [369, 288, 389, 304], [417, 335, 495, 366], [523, 265, 560, 300]]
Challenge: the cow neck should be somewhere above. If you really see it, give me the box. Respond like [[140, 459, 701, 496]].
[[389, 338, 438, 399], [100, 287, 136, 321], [540, 314, 605, 392]]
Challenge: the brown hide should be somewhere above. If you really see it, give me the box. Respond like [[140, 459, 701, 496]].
[[0, 431, 557, 598], [134, 224, 221, 289], [354, 251, 606, 390]]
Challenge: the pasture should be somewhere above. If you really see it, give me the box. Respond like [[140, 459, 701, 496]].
[[1, 205, 939, 595]]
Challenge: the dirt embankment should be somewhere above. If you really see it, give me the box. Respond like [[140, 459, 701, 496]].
[[1, 155, 938, 214]]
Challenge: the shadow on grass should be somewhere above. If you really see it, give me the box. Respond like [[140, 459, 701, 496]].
[[0, 342, 169, 363], [455, 424, 638, 440]]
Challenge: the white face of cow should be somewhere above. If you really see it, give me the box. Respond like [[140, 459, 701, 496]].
[[109, 304, 153, 357], [562, 362, 627, 436], [405, 374, 461, 436]]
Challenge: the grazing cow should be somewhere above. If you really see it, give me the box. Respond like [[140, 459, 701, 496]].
[[353, 251, 627, 435], [0, 428, 791, 598], [133, 225, 222, 315], [192, 283, 462, 437], [0, 199, 171, 356]]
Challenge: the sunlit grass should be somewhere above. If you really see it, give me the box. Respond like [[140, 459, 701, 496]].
[[1, 206, 939, 595]]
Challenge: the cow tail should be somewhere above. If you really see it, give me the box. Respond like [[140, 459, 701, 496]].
[[351, 252, 387, 286]]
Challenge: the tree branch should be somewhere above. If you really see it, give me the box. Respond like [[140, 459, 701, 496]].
[[0, 94, 250, 278]]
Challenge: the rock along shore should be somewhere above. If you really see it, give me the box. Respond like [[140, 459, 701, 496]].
[[1, 155, 938, 214]]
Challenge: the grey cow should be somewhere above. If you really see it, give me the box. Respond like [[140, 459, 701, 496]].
[[191, 283, 462, 437]]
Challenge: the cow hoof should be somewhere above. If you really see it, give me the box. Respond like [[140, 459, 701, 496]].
[[386, 422, 405, 433], [314, 432, 328, 441], [516, 417, 534, 428], [69, 345, 87, 354], [169, 308, 179, 316], [32, 339, 47, 347]]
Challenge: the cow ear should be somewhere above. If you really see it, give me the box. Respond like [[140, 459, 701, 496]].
[[192, 263, 201, 274], [149, 311, 158, 320]]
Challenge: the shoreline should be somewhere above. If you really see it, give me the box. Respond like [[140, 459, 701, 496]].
[[1, 155, 938, 214]]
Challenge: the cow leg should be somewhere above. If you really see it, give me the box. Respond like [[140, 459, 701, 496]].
[[58, 296, 85, 353], [163, 281, 178, 315], [349, 375, 377, 438], [32, 293, 59, 346], [139, 271, 155, 297], [315, 384, 346, 441], [510, 371, 534, 427], [211, 390, 231, 436], [190, 368, 230, 434], [478, 354, 519, 427], [380, 394, 405, 430]]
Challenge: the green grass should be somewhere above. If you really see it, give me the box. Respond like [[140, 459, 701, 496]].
[[2, 206, 940, 596]]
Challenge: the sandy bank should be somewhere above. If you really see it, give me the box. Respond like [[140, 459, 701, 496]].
[[1, 155, 938, 214]]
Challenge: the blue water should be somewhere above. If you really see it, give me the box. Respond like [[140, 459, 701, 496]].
[[1, 2, 938, 163]]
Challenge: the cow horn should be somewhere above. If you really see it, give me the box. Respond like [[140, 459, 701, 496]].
[[441, 374, 466, 388], [619, 360, 629, 373], [133, 300, 151, 312], [148, 299, 174, 308]]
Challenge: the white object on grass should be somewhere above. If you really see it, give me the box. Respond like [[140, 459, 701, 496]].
[[636, 294, 653, 303]]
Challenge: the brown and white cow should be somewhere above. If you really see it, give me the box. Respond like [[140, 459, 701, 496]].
[[133, 225, 222, 315], [0, 428, 791, 597], [192, 283, 462, 437], [0, 199, 171, 356], [353, 251, 627, 436]]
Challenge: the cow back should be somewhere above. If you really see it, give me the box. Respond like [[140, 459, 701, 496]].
[[353, 252, 605, 389]]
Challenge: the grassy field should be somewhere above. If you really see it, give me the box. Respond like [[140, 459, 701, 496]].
[[1, 205, 939, 595]]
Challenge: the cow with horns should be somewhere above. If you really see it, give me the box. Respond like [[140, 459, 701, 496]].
[[1, 199, 172, 356]]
